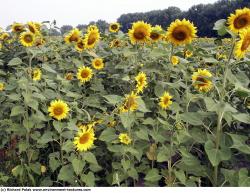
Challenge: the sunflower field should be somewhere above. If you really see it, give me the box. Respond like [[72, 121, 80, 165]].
[[0, 8, 250, 187]]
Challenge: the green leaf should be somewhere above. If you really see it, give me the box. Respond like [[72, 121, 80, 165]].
[[8, 57, 22, 66], [18, 141, 28, 153], [144, 169, 162, 182], [38, 131, 53, 144], [204, 97, 218, 112], [227, 133, 250, 154], [119, 112, 135, 129], [135, 129, 149, 141], [205, 140, 231, 167], [103, 95, 122, 105], [174, 170, 186, 185], [72, 158, 85, 176], [83, 152, 98, 165], [99, 129, 117, 142], [121, 159, 130, 171], [128, 168, 138, 180], [238, 169, 250, 186], [62, 140, 74, 153], [58, 165, 74, 183], [10, 106, 25, 116], [81, 172, 95, 186], [137, 98, 150, 113], [179, 112, 203, 125], [30, 162, 41, 175], [42, 63, 57, 73], [232, 113, 250, 124], [49, 157, 60, 172], [157, 146, 171, 162]]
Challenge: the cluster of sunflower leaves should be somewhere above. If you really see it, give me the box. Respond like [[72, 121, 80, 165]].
[[0, 11, 250, 187]]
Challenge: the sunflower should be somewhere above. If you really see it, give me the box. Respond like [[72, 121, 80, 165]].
[[150, 25, 163, 42], [192, 69, 213, 92], [83, 26, 100, 49], [184, 50, 193, 58], [228, 8, 250, 33], [0, 33, 10, 41], [64, 28, 81, 44], [32, 68, 42, 81], [128, 21, 152, 44], [119, 133, 132, 145], [27, 22, 40, 34], [109, 39, 122, 48], [166, 19, 197, 46], [73, 127, 96, 152], [19, 31, 35, 47], [65, 72, 73, 80], [159, 92, 173, 110], [92, 58, 104, 70], [234, 28, 250, 59], [48, 100, 69, 120], [120, 92, 139, 113], [41, 165, 46, 174], [75, 39, 85, 52], [135, 72, 147, 94], [171, 56, 179, 66], [77, 66, 93, 83], [109, 23, 120, 33], [35, 37, 45, 46], [34, 22, 42, 31], [0, 82, 5, 91], [11, 23, 24, 33]]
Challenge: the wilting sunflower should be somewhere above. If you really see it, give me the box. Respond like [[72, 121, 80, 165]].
[[92, 58, 104, 70], [32, 68, 42, 81], [64, 28, 81, 44], [166, 19, 197, 46], [83, 26, 100, 49], [75, 39, 85, 52], [171, 56, 179, 66], [19, 31, 35, 47], [109, 23, 120, 33], [120, 92, 139, 113], [0, 82, 5, 91], [77, 66, 93, 83], [109, 39, 122, 48], [228, 7, 250, 33], [27, 22, 40, 34], [119, 133, 132, 145], [35, 37, 45, 46], [150, 25, 163, 42], [159, 92, 173, 110], [128, 21, 152, 44], [0, 32, 10, 41], [65, 72, 73, 80], [234, 28, 250, 58], [135, 72, 147, 94], [73, 127, 96, 152], [192, 69, 213, 92], [48, 99, 69, 120], [11, 23, 24, 33]]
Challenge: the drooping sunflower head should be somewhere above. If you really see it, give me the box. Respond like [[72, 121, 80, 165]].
[[135, 72, 147, 94], [19, 31, 35, 47], [234, 28, 250, 59], [166, 19, 197, 46], [159, 91, 173, 110], [77, 66, 93, 83], [150, 25, 163, 42], [48, 99, 70, 121], [83, 26, 100, 49], [65, 72, 74, 80], [11, 23, 24, 33], [32, 68, 42, 81], [92, 58, 104, 70], [0, 82, 5, 91], [128, 21, 152, 44], [192, 69, 213, 92], [171, 56, 179, 66], [109, 22, 120, 33], [64, 28, 81, 44], [35, 37, 45, 47], [74, 127, 96, 152], [228, 7, 250, 33], [119, 133, 132, 145], [120, 92, 139, 113], [75, 39, 85, 52], [27, 22, 40, 34], [0, 32, 10, 41]]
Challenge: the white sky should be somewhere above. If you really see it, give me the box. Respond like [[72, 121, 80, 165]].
[[1, 0, 218, 28]]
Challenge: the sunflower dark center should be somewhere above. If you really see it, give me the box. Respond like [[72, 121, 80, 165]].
[[163, 97, 169, 104], [95, 61, 101, 66], [134, 28, 146, 40], [150, 32, 160, 40], [241, 35, 250, 51], [15, 26, 23, 32], [29, 25, 36, 33], [79, 133, 90, 144], [196, 77, 207, 86], [125, 97, 135, 109], [81, 70, 89, 78], [234, 15, 250, 29], [173, 29, 187, 41], [77, 41, 84, 49], [69, 34, 79, 42], [88, 33, 96, 45], [54, 107, 63, 115], [24, 35, 33, 43], [111, 25, 118, 30]]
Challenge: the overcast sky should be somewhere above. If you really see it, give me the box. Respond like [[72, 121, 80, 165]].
[[1, 0, 218, 28]]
